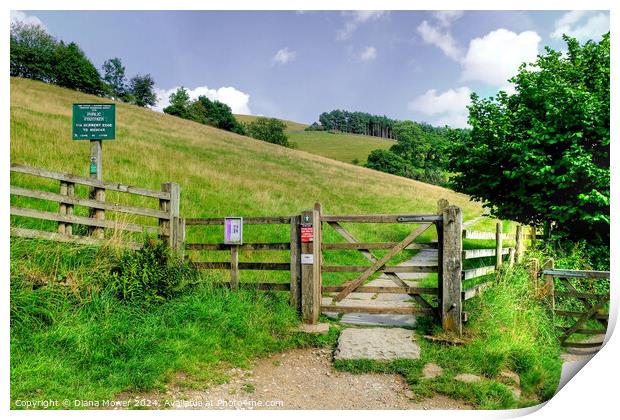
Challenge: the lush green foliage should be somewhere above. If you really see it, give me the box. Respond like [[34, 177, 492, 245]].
[[448, 34, 610, 246], [335, 263, 562, 409], [365, 120, 449, 185], [245, 117, 290, 147], [10, 22, 57, 83], [102, 57, 129, 99], [108, 239, 199, 305], [128, 74, 157, 108], [163, 87, 245, 134], [53, 42, 104, 95], [10, 23, 103, 95], [312, 109, 397, 139], [10, 238, 337, 407], [10, 22, 158, 107]]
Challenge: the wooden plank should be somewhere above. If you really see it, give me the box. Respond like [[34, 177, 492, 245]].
[[321, 305, 436, 315], [495, 222, 503, 269], [559, 300, 607, 343], [10, 206, 163, 234], [333, 223, 433, 302], [185, 216, 292, 225], [58, 181, 68, 234], [10, 164, 168, 199], [462, 230, 495, 240], [462, 248, 509, 259], [555, 310, 609, 320], [10, 186, 170, 219], [322, 242, 437, 250], [322, 265, 437, 273], [323, 286, 438, 295], [185, 242, 291, 251], [554, 291, 609, 301], [462, 281, 493, 300], [192, 262, 291, 270], [560, 341, 604, 349], [543, 269, 610, 279], [321, 214, 441, 223], [462, 265, 495, 280], [10, 227, 142, 249], [441, 206, 462, 336], [230, 245, 239, 290], [290, 215, 301, 310], [210, 282, 291, 291]]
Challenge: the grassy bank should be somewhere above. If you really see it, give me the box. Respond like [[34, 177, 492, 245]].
[[10, 238, 337, 408], [288, 130, 394, 165], [334, 263, 562, 409]]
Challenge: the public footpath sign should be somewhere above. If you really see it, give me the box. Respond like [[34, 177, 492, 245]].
[[72, 104, 116, 140]]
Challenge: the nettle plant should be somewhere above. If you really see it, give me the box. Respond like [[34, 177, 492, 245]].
[[108, 239, 198, 305]]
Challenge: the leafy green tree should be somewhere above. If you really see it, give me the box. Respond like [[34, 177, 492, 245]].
[[365, 149, 407, 176], [246, 118, 290, 147], [188, 96, 245, 134], [102, 57, 128, 99], [53, 41, 104, 95], [448, 34, 609, 245], [10, 22, 57, 82], [129, 74, 157, 107], [163, 87, 191, 119]]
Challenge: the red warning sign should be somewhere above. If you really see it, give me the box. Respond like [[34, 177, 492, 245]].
[[301, 225, 314, 243]]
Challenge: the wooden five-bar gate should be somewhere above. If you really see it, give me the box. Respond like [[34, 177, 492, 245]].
[[184, 201, 465, 334]]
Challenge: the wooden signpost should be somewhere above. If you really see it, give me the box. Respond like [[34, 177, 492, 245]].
[[72, 104, 116, 238]]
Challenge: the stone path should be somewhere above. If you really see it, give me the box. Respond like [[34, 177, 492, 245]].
[[334, 327, 421, 361]]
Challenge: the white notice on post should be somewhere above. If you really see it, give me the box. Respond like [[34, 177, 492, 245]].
[[301, 254, 314, 264]]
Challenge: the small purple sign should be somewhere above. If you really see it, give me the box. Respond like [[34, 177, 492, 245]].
[[224, 217, 243, 245]]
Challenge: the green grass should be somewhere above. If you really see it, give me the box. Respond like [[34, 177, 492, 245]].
[[10, 238, 339, 408], [288, 130, 395, 165], [334, 264, 563, 409]]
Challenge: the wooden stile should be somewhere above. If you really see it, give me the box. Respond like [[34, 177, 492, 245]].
[[495, 222, 503, 269]]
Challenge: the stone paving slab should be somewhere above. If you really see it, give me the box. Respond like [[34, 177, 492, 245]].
[[339, 314, 417, 328], [334, 327, 421, 361]]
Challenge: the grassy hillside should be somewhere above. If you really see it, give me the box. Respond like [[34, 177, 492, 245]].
[[234, 113, 308, 131], [234, 113, 393, 165], [288, 130, 395, 165]]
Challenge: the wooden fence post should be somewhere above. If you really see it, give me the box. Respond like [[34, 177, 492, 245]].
[[441, 205, 462, 336], [529, 258, 540, 288], [230, 245, 239, 290], [495, 222, 503, 269], [508, 247, 515, 267], [159, 182, 180, 248], [300, 203, 322, 324], [58, 181, 68, 234], [89, 140, 105, 239], [290, 215, 302, 312], [436, 199, 448, 314], [542, 258, 555, 306], [529, 225, 537, 248], [515, 225, 523, 264]]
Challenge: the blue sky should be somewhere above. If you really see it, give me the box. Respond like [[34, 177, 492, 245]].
[[11, 10, 610, 127]]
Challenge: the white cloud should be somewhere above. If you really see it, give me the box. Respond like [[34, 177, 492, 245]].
[[359, 46, 377, 61], [461, 29, 540, 86], [551, 11, 609, 42], [433, 11, 464, 28], [10, 11, 46, 29], [337, 11, 388, 40], [408, 86, 471, 128], [272, 47, 297, 65], [417, 20, 463, 61], [153, 86, 252, 115]]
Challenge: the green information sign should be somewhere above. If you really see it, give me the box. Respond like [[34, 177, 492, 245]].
[[72, 104, 116, 140]]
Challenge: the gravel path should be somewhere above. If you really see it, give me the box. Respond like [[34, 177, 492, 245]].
[[166, 348, 471, 410]]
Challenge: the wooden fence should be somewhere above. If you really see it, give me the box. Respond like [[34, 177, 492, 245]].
[[538, 262, 609, 348], [10, 164, 182, 250], [460, 222, 534, 302], [184, 215, 302, 308]]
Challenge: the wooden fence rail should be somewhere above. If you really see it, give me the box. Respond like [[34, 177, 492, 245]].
[[10, 164, 181, 251], [542, 265, 610, 348]]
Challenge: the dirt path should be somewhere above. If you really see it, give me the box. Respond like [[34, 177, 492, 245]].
[[164, 348, 471, 410]]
